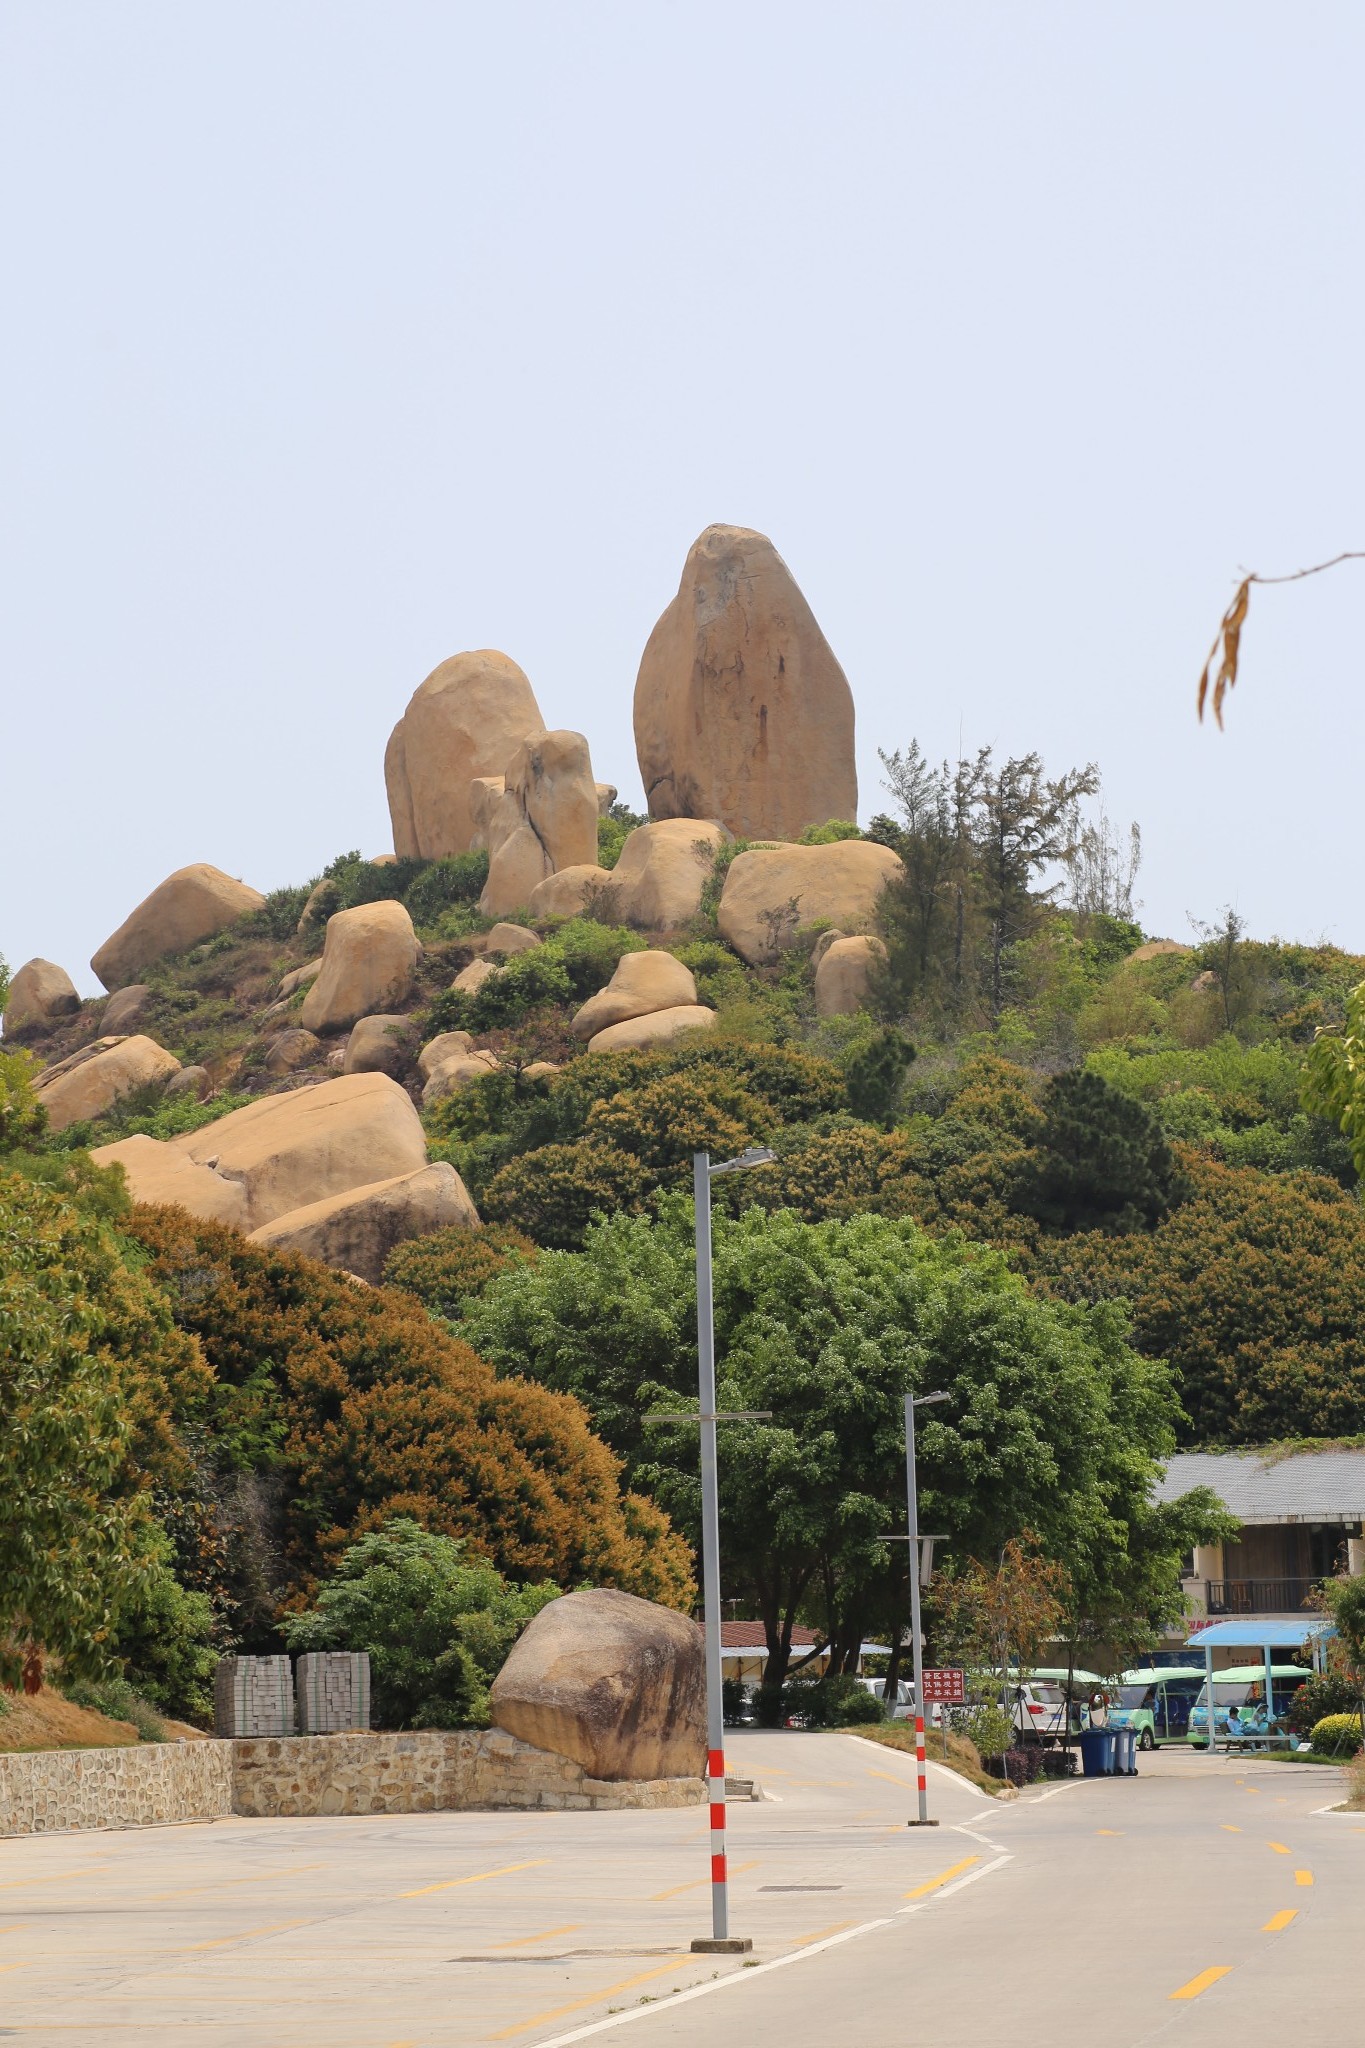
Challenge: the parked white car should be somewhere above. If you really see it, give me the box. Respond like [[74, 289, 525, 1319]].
[[854, 1676, 913, 1720]]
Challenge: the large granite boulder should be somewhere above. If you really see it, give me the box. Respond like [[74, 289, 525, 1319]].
[[718, 840, 903, 966], [300, 902, 418, 1036], [570, 950, 697, 1041], [421, 1049, 500, 1109], [34, 1035, 181, 1132], [343, 1014, 413, 1079], [385, 649, 544, 860], [480, 731, 600, 918], [102, 984, 154, 1035], [417, 1030, 475, 1078], [587, 1005, 715, 1054], [633, 525, 857, 840], [814, 934, 887, 1017], [92, 1072, 428, 1231], [247, 1162, 479, 1284], [91, 864, 265, 990], [528, 865, 615, 918], [611, 819, 727, 929], [490, 1588, 705, 1782], [3, 958, 80, 1037]]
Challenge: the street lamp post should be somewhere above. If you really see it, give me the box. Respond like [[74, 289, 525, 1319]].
[[880, 1391, 949, 1826], [648, 1147, 773, 1957]]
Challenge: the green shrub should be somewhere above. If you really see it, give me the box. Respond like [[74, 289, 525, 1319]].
[[961, 1703, 1013, 1757], [284, 1517, 559, 1730], [382, 1224, 538, 1320], [798, 820, 863, 844], [845, 1029, 916, 1125], [0, 1045, 47, 1150], [583, 1075, 770, 1173], [543, 920, 647, 1002], [429, 950, 574, 1035], [1287, 1672, 1362, 1736], [404, 854, 490, 926], [239, 884, 314, 941], [1310, 1712, 1363, 1758], [785, 1674, 884, 1727], [61, 1677, 167, 1742], [482, 1142, 653, 1249]]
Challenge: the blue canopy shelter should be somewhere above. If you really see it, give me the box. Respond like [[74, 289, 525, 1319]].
[[1192, 1617, 1336, 1753]]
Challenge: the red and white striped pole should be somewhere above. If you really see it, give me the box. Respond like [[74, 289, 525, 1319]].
[[709, 1743, 728, 1924], [915, 1713, 928, 1809]]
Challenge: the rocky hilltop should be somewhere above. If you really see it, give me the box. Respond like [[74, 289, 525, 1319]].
[[3, 524, 887, 1282]]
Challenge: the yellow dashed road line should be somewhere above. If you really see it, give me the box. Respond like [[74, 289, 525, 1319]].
[[1263, 1909, 1298, 1932], [1296, 1869, 1314, 1887], [903, 1855, 980, 1900], [181, 1917, 311, 1952], [1171, 1966, 1232, 2000], [402, 1859, 549, 1898], [488, 1924, 583, 1950], [650, 1861, 757, 1901]]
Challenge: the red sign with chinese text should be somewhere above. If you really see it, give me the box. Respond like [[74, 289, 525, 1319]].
[[920, 1667, 966, 1703]]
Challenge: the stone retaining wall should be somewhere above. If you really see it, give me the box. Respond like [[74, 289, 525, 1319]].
[[0, 1739, 234, 1837], [0, 1730, 704, 1837]]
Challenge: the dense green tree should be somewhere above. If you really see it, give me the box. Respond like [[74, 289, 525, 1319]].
[[382, 1224, 538, 1321], [286, 1518, 558, 1729], [844, 1028, 916, 1125], [1013, 1068, 1184, 1233], [1303, 976, 1365, 1179], [469, 1200, 1206, 1686], [0, 1172, 209, 1689], [1032, 1153, 1365, 1442]]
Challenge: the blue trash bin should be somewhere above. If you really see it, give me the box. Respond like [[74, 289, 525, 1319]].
[[1079, 1729, 1115, 1777], [1114, 1728, 1138, 1775]]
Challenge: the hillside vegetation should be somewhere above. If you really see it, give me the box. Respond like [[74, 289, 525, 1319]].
[[4, 752, 1364, 1724]]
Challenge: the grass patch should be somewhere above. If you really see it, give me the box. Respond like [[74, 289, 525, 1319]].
[[854, 1721, 1003, 1796]]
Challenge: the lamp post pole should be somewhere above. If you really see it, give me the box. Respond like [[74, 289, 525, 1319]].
[[649, 1148, 774, 1957], [883, 1390, 948, 1826]]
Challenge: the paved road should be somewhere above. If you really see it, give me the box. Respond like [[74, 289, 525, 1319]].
[[0, 1735, 1355, 2044]]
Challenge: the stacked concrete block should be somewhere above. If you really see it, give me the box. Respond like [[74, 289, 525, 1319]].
[[214, 1655, 296, 1739], [296, 1652, 372, 1734]]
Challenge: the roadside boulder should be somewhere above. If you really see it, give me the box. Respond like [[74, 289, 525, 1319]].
[[2, 959, 80, 1037], [480, 731, 600, 917], [34, 1035, 181, 1133], [633, 524, 857, 840], [610, 819, 727, 929], [570, 950, 697, 1041], [587, 1005, 715, 1054], [490, 1588, 705, 1782], [343, 1014, 412, 1079], [248, 1162, 479, 1285], [528, 865, 615, 918], [165, 1064, 212, 1101], [451, 957, 501, 996], [92, 1072, 428, 1231], [385, 649, 544, 860], [91, 864, 265, 990], [814, 935, 887, 1017], [300, 902, 418, 1036], [717, 841, 902, 966]]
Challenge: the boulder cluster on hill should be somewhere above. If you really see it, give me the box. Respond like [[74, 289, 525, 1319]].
[[4, 523, 894, 1281]]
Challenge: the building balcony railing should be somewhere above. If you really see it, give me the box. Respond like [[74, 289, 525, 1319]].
[[1202, 1577, 1317, 1617]]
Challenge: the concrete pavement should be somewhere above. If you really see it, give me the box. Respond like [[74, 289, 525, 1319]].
[[0, 1735, 1355, 2044]]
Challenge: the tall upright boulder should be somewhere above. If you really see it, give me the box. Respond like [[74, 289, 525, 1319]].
[[91, 865, 265, 991], [384, 650, 544, 860], [480, 731, 599, 917], [633, 525, 857, 840], [301, 902, 418, 1037]]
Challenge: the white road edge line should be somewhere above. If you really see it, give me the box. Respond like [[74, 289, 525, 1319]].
[[523, 1920, 892, 2048], [952, 1827, 1006, 1850], [898, 1852, 1012, 1914], [523, 1854, 1014, 2048]]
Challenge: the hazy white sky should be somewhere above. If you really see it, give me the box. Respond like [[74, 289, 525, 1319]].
[[3, 4, 1362, 993]]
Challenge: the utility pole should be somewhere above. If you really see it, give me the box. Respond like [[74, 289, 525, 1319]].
[[647, 1146, 773, 1956], [880, 1390, 949, 1826]]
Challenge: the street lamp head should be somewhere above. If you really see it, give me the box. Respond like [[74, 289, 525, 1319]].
[[708, 1147, 777, 1177], [914, 1390, 950, 1407]]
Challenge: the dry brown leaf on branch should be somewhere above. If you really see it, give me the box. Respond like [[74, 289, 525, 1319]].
[[1197, 578, 1250, 729], [1199, 551, 1365, 727]]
